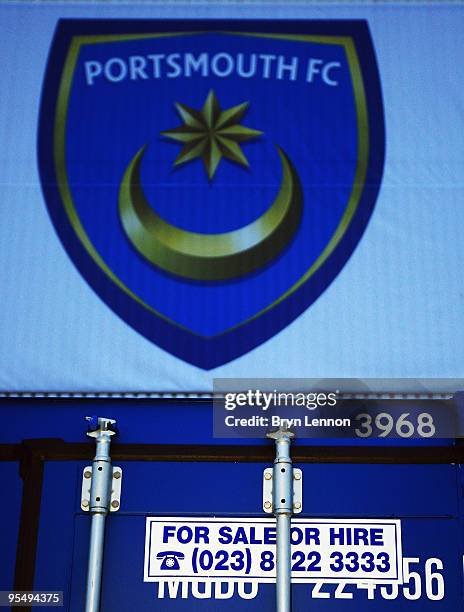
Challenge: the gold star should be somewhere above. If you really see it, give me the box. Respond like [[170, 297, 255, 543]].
[[161, 90, 263, 180]]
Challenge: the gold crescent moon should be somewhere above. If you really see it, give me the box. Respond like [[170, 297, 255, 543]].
[[119, 145, 302, 281]]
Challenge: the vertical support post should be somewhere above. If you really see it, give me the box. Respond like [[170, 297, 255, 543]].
[[84, 417, 117, 612], [14, 441, 44, 612], [267, 429, 295, 612]]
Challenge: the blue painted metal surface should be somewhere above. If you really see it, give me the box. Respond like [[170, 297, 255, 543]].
[[31, 461, 464, 610], [1, 399, 462, 609], [0, 399, 457, 447]]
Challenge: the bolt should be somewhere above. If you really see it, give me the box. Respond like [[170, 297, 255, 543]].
[[82, 500, 89, 508], [111, 500, 120, 509], [264, 501, 272, 510], [294, 472, 301, 481], [264, 472, 272, 481], [114, 471, 121, 479], [84, 471, 92, 479], [294, 502, 302, 510]]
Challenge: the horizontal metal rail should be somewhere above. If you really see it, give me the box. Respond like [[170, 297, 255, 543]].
[[2, 439, 463, 464]]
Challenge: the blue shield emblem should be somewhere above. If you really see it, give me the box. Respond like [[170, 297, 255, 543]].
[[39, 20, 385, 369]]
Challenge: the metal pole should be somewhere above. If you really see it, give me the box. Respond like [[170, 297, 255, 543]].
[[84, 417, 117, 612], [267, 429, 295, 612]]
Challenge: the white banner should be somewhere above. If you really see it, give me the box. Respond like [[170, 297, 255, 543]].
[[0, 3, 463, 391]]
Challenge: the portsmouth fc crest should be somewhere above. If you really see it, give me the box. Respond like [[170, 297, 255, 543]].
[[39, 20, 385, 369]]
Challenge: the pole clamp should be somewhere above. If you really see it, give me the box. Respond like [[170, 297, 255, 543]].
[[81, 416, 122, 513], [262, 467, 302, 514], [81, 465, 122, 512]]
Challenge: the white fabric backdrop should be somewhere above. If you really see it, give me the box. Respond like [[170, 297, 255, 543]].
[[0, 2, 463, 391]]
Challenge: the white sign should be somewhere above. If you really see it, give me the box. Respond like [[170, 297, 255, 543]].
[[144, 517, 403, 584]]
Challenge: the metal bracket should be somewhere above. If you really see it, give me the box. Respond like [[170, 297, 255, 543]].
[[81, 466, 122, 512], [263, 467, 302, 514]]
